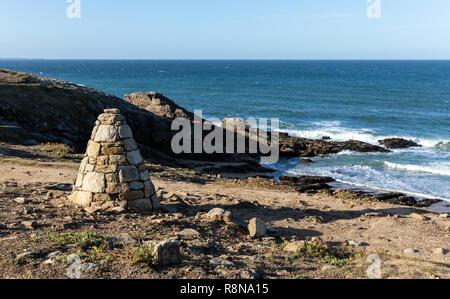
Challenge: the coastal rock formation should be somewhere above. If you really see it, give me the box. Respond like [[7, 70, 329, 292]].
[[125, 91, 389, 158], [0, 69, 388, 171], [124, 92, 195, 121], [378, 138, 421, 149], [69, 109, 159, 212], [279, 137, 389, 158]]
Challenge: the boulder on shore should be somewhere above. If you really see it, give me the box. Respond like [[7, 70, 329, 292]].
[[378, 138, 421, 149]]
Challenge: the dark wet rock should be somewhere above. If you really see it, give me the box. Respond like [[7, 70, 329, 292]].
[[300, 159, 314, 164], [367, 192, 441, 208], [279, 137, 389, 158], [200, 163, 273, 174], [373, 193, 406, 201], [416, 198, 442, 208], [372, 193, 417, 206], [378, 138, 421, 149], [279, 176, 334, 193], [279, 176, 335, 185]]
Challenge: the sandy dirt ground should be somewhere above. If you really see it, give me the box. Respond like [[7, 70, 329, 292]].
[[0, 157, 449, 279]]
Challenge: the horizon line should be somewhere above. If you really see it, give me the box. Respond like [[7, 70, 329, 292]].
[[1, 58, 450, 61]]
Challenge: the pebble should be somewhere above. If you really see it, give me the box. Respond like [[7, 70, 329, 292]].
[[410, 213, 427, 221], [22, 220, 37, 228], [240, 269, 262, 279], [403, 248, 419, 254], [432, 248, 447, 255], [439, 214, 449, 219], [14, 197, 26, 204], [345, 239, 362, 247], [209, 257, 234, 268], [284, 241, 306, 253], [248, 218, 266, 238], [84, 206, 101, 214], [177, 228, 200, 237], [107, 233, 136, 248], [206, 208, 231, 221], [110, 207, 126, 214]]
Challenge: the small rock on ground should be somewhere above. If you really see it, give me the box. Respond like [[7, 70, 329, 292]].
[[432, 248, 447, 255], [206, 208, 231, 221], [108, 233, 136, 248], [345, 239, 362, 247], [14, 197, 26, 204], [146, 239, 181, 266], [403, 248, 419, 254], [209, 257, 234, 268], [410, 213, 427, 221], [22, 221, 37, 228], [177, 228, 200, 236], [284, 241, 306, 253], [248, 218, 266, 238]]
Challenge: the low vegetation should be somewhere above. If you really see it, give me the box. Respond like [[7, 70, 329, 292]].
[[32, 232, 105, 250], [38, 143, 74, 159], [281, 240, 356, 267]]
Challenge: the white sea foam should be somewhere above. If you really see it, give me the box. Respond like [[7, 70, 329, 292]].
[[278, 163, 450, 202], [278, 123, 450, 150], [384, 162, 450, 176]]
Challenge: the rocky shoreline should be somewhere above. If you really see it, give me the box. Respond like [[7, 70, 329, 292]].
[[0, 68, 444, 210]]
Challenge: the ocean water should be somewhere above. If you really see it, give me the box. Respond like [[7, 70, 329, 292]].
[[1, 60, 449, 203]]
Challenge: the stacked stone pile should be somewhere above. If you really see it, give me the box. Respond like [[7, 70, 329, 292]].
[[69, 108, 159, 212]]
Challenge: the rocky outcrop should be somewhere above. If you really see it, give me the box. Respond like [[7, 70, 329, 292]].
[[70, 109, 159, 212], [0, 69, 175, 154], [0, 69, 388, 172], [378, 138, 421, 149], [124, 92, 195, 121], [279, 137, 389, 157], [125, 92, 389, 158]]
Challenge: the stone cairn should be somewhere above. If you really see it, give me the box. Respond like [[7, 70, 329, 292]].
[[69, 108, 160, 212]]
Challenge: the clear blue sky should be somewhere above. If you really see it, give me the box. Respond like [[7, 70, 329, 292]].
[[1, 0, 449, 59]]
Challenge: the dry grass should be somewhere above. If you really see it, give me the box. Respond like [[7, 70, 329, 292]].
[[38, 143, 74, 159], [0, 157, 78, 169]]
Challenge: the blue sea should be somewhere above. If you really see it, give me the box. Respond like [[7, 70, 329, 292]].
[[1, 60, 449, 205]]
